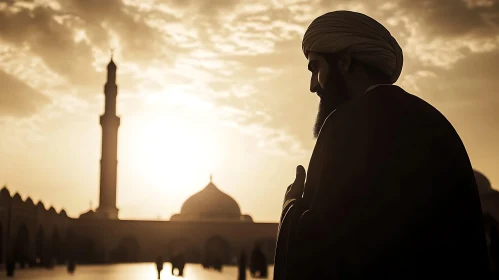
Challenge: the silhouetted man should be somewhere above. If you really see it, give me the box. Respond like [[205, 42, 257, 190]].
[[238, 250, 247, 280], [250, 244, 267, 278], [274, 10, 490, 280]]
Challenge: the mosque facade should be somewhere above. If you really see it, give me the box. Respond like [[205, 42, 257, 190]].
[[0, 58, 278, 267]]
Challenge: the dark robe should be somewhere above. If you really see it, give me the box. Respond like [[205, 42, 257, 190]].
[[274, 85, 490, 279]]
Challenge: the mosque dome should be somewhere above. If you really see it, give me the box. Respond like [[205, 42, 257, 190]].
[[474, 170, 494, 195], [0, 186, 10, 198], [36, 201, 45, 210], [59, 209, 67, 217], [79, 210, 96, 219], [179, 176, 241, 220], [13, 192, 22, 202], [25, 197, 34, 205], [48, 206, 57, 214]]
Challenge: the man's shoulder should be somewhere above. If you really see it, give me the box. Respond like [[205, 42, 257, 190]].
[[358, 84, 436, 114], [319, 85, 452, 137], [367, 85, 454, 128]]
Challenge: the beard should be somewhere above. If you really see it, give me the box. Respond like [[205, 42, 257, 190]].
[[313, 68, 349, 138]]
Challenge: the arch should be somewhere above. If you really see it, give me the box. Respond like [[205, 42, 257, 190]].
[[75, 237, 97, 264], [51, 226, 61, 264], [35, 226, 44, 266], [14, 224, 30, 267], [73, 237, 106, 264], [109, 236, 140, 263], [204, 235, 231, 265]]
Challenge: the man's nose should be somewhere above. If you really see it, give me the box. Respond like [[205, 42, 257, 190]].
[[310, 77, 320, 93]]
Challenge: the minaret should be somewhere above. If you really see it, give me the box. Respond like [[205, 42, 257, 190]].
[[96, 56, 120, 219]]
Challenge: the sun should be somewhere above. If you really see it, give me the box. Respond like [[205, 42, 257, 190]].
[[132, 115, 215, 190]]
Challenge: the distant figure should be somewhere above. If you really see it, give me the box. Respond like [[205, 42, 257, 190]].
[[47, 257, 55, 269], [238, 251, 247, 280], [250, 245, 267, 278], [171, 253, 178, 275], [213, 258, 223, 272], [67, 259, 76, 274], [176, 253, 185, 276], [19, 259, 26, 269], [170, 252, 185, 276], [6, 258, 15, 277], [155, 256, 163, 279], [201, 258, 209, 269], [202, 258, 210, 269], [274, 10, 490, 280]]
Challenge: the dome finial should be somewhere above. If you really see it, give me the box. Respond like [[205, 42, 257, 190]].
[[210, 173, 213, 183]]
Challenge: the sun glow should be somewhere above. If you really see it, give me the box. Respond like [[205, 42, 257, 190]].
[[120, 111, 222, 201]]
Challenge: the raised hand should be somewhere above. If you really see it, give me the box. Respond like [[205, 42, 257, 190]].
[[284, 165, 306, 202]]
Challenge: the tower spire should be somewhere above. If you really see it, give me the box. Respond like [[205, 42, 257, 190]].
[[210, 173, 213, 183], [107, 49, 117, 85], [96, 55, 120, 220]]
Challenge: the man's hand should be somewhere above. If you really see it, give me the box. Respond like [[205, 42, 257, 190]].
[[284, 165, 307, 202], [280, 165, 307, 223]]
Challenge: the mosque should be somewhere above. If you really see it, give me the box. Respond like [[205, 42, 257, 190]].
[[1, 58, 498, 268], [0, 58, 278, 266]]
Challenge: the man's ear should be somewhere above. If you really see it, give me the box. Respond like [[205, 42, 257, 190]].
[[337, 52, 352, 73]]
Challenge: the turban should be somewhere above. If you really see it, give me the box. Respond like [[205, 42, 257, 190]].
[[302, 10, 403, 83]]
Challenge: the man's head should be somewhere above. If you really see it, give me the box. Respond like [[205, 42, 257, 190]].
[[302, 11, 404, 138]]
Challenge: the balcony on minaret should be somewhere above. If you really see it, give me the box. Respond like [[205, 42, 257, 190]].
[[100, 114, 120, 127]]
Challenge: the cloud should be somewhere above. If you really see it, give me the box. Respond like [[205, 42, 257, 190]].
[[59, 0, 177, 62], [219, 108, 307, 158], [127, 0, 241, 17], [0, 4, 97, 85], [1, 0, 499, 158], [0, 0, 190, 92], [0, 69, 51, 117], [380, 0, 499, 69], [409, 50, 499, 109], [399, 0, 498, 37]]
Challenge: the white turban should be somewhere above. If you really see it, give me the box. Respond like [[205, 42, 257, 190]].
[[302, 10, 403, 83]]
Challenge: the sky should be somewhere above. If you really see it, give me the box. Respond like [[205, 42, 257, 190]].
[[0, 0, 498, 222]]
